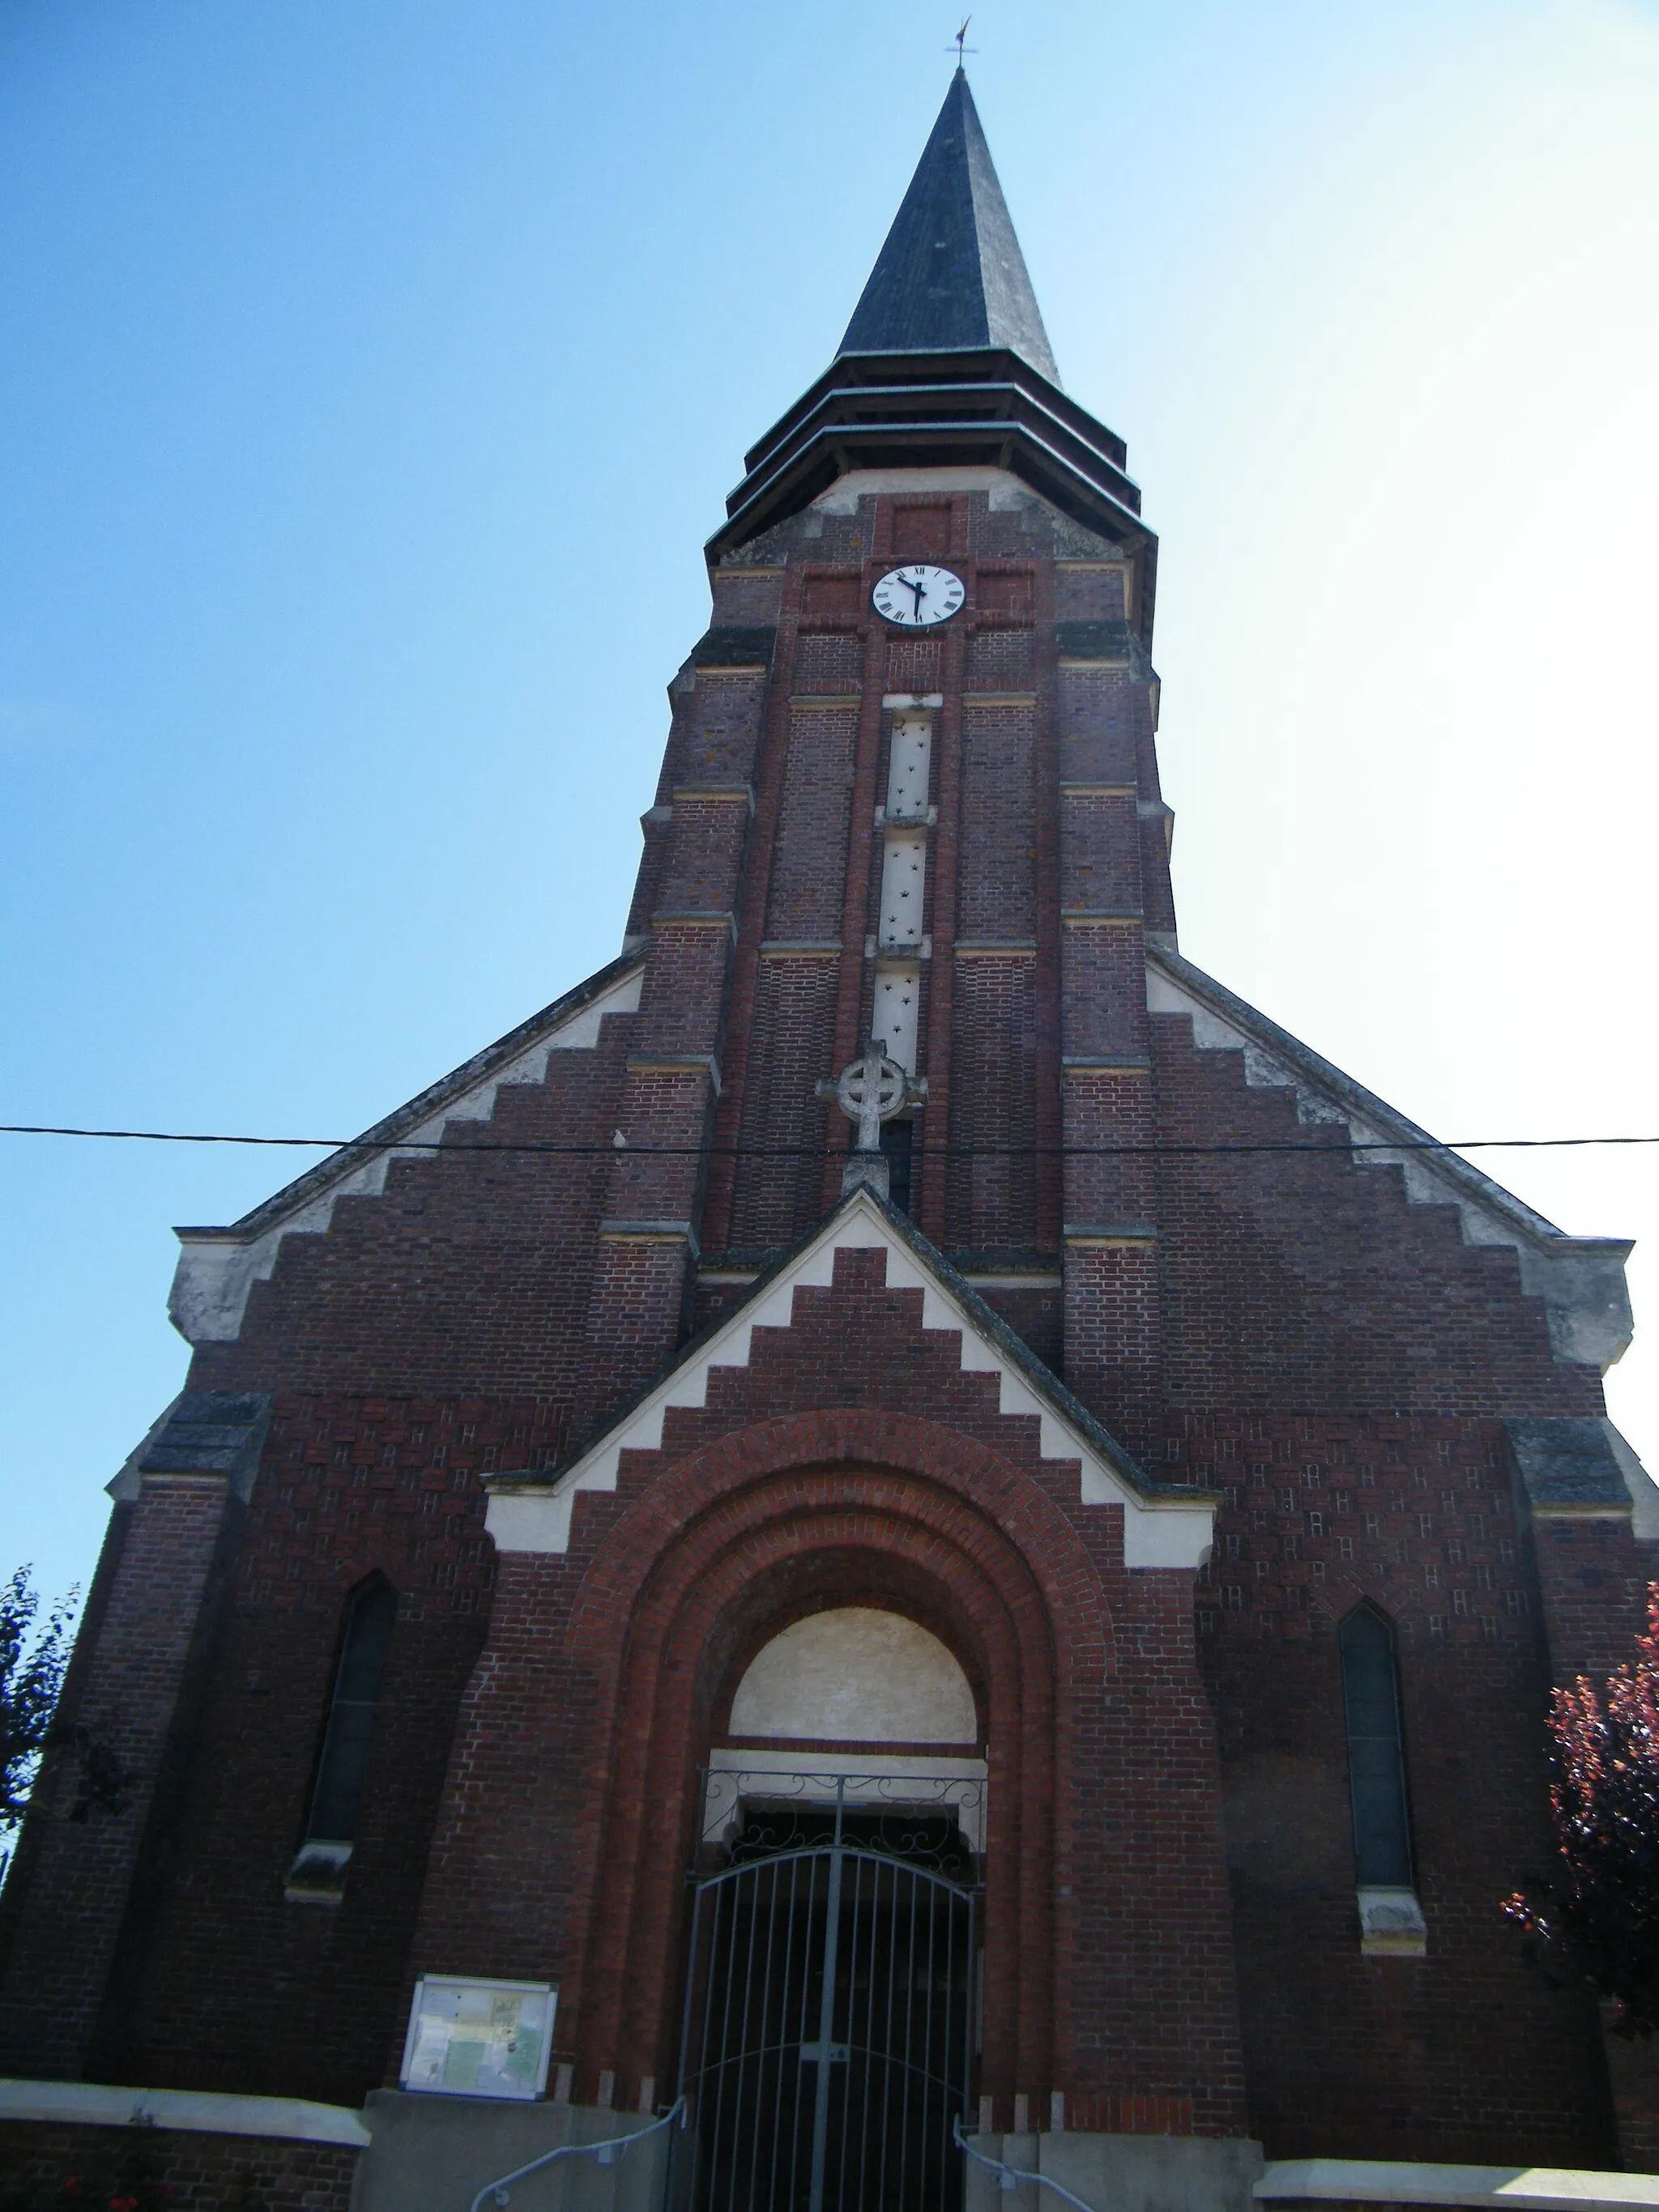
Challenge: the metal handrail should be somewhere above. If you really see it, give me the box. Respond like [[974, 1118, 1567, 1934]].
[[468, 2095, 684, 2212], [954, 2116, 1102, 2210]]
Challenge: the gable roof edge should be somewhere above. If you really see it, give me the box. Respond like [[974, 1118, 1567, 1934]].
[[168, 949, 646, 1345], [1147, 946, 1634, 1370]]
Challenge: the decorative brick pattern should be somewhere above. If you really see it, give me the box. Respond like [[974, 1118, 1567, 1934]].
[[958, 702, 1037, 940], [1053, 565, 1128, 623], [762, 706, 858, 939], [946, 957, 1038, 1251], [791, 631, 864, 690], [729, 956, 838, 1250]]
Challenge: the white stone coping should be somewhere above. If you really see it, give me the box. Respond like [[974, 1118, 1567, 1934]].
[[0, 2078, 371, 2149], [1258, 2160, 1659, 2210]]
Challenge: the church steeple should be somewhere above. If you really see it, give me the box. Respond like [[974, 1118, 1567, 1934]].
[[838, 70, 1060, 387]]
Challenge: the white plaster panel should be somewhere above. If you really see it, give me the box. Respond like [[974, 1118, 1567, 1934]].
[[1256, 2159, 1659, 2210], [872, 966, 921, 1072], [729, 1608, 977, 1744], [879, 835, 928, 945], [887, 716, 933, 816], [813, 467, 1034, 513], [170, 966, 643, 1344], [1606, 1421, 1659, 1542], [1146, 966, 1247, 1051]]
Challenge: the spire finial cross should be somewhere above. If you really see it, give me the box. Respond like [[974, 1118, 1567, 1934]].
[[949, 16, 976, 68]]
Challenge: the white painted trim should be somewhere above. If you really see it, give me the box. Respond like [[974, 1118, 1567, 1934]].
[[1605, 1420, 1659, 1541], [0, 2076, 370, 2149], [705, 1749, 990, 1852], [484, 1190, 1213, 1570], [169, 966, 643, 1344], [1258, 2159, 1659, 2210], [964, 1274, 1064, 1289], [1357, 1884, 1427, 1956], [813, 466, 1043, 513]]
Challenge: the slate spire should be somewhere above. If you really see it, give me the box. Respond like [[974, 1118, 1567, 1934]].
[[838, 70, 1060, 387]]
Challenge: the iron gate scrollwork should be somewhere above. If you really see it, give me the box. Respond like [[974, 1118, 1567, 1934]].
[[674, 1774, 980, 2212]]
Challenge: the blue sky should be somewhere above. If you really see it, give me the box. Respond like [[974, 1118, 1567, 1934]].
[[5, 0, 1658, 1611]]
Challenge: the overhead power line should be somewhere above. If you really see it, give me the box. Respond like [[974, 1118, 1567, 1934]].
[[2, 1123, 1657, 1161]]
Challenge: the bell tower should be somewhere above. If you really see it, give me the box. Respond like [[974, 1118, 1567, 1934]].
[[616, 67, 1173, 1460]]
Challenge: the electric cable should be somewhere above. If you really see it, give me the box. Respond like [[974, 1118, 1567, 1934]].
[[2, 1124, 1657, 1159]]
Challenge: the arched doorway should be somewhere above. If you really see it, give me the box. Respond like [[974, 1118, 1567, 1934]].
[[561, 1433, 1094, 2142], [674, 1609, 984, 2211]]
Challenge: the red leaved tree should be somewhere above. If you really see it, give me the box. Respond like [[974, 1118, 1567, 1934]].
[[1505, 1585, 1659, 2036]]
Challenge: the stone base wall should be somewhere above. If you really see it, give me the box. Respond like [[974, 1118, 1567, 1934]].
[[355, 2093, 669, 2212], [964, 2129, 1265, 2212]]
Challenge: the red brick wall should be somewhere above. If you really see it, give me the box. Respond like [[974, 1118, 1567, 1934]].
[[728, 954, 838, 1250], [1187, 1412, 1626, 2163], [946, 957, 1038, 1251], [761, 705, 859, 939], [0, 1477, 238, 2082], [78, 1396, 494, 2107], [0, 2122, 357, 2212]]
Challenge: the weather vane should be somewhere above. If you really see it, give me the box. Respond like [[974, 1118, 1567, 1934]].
[[949, 16, 977, 66]]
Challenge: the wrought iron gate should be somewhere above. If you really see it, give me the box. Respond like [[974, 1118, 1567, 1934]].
[[673, 1782, 978, 2212]]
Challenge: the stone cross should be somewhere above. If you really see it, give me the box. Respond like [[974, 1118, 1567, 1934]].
[[835, 1039, 908, 1154]]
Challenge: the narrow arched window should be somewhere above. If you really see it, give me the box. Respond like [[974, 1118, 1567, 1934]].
[[1338, 1603, 1413, 1889], [287, 1576, 396, 1902], [881, 1118, 914, 1216]]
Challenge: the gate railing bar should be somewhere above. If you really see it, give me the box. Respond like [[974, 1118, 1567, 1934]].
[[953, 2117, 1102, 2211], [467, 2095, 684, 2212], [804, 1784, 847, 2212]]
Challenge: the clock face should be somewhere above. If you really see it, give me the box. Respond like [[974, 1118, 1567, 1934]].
[[871, 564, 966, 629]]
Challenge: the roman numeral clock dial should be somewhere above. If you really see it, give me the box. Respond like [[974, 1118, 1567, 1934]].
[[871, 564, 966, 629]]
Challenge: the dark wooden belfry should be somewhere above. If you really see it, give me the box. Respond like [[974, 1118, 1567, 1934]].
[[2, 64, 1657, 2212]]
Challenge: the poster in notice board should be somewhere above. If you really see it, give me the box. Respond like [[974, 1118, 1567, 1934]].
[[399, 1976, 557, 2102]]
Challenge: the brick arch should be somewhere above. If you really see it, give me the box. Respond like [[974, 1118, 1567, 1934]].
[[567, 1408, 1115, 1677], [555, 1413, 1115, 2116], [1311, 1564, 1427, 1628]]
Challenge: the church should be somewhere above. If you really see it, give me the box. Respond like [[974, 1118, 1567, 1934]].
[[5, 70, 1658, 2212]]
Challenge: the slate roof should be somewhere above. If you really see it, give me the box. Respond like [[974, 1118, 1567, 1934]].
[[838, 71, 1060, 386]]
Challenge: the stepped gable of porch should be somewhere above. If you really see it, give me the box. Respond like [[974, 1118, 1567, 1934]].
[[397, 1191, 1240, 2137], [484, 1185, 1216, 1578]]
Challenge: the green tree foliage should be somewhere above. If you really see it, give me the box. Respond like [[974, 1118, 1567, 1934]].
[[1, 1566, 74, 1852], [1505, 1584, 1659, 2036]]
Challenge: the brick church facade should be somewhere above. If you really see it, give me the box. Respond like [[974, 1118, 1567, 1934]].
[[4, 71, 1657, 2212]]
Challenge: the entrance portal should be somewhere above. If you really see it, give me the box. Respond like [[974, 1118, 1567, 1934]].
[[675, 1787, 977, 2212]]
